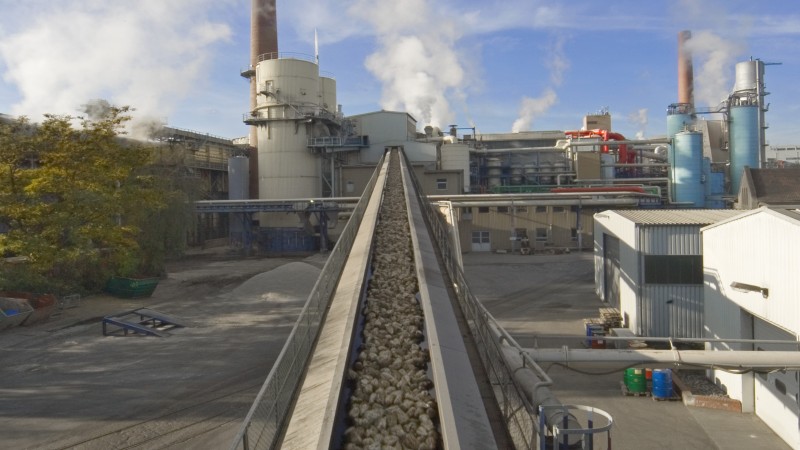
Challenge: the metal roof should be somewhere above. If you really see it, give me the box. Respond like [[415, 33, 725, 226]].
[[611, 209, 742, 225]]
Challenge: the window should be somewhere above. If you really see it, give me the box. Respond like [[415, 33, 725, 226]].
[[478, 206, 490, 213], [644, 255, 703, 284], [552, 206, 565, 213], [462, 207, 472, 220], [497, 206, 509, 213], [571, 228, 578, 241], [535, 206, 547, 213], [515, 206, 528, 213], [436, 178, 447, 190], [535, 227, 548, 241]]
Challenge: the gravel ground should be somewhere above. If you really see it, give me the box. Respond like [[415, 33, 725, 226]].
[[678, 370, 730, 397]]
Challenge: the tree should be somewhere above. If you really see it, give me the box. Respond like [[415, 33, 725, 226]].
[[0, 106, 188, 294]]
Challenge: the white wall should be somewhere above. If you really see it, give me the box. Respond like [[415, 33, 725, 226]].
[[593, 212, 640, 331]]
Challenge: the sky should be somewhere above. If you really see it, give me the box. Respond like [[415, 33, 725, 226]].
[[0, 0, 799, 145]]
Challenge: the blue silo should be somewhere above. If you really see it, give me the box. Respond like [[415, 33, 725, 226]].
[[671, 130, 705, 207], [703, 158, 726, 209], [729, 105, 760, 195]]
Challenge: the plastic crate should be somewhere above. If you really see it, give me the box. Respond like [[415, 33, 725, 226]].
[[105, 276, 160, 298], [0, 297, 34, 330]]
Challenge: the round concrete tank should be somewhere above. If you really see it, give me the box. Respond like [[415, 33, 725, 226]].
[[487, 158, 502, 188], [671, 130, 705, 207], [729, 105, 759, 195], [254, 57, 322, 202], [523, 164, 538, 185], [320, 76, 337, 113], [228, 156, 250, 200]]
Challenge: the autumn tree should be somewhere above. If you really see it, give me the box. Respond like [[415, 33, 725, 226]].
[[0, 106, 189, 294]]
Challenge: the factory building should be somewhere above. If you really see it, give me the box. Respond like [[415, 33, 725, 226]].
[[592, 209, 740, 338], [702, 207, 800, 448]]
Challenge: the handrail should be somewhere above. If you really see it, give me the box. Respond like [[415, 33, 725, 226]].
[[230, 153, 387, 450]]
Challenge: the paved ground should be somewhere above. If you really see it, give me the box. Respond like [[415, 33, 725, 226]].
[[463, 251, 789, 450], [0, 248, 790, 449], [0, 248, 325, 449]]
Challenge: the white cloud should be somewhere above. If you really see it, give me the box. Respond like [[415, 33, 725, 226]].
[[0, 0, 233, 129]]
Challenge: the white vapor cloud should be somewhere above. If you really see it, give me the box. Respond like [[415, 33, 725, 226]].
[[349, 0, 465, 128], [511, 36, 569, 132], [628, 108, 648, 139], [0, 0, 233, 132], [686, 30, 745, 108]]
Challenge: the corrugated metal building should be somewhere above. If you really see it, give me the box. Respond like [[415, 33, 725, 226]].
[[593, 209, 740, 338], [703, 206, 800, 448]]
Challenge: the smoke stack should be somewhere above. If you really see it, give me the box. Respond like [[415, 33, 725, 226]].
[[248, 0, 278, 199], [677, 30, 694, 107]]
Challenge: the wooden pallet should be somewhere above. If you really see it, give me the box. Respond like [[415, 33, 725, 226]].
[[620, 381, 650, 397], [652, 392, 681, 402]]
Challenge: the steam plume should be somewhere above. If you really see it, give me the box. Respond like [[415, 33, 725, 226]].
[[0, 1, 232, 129], [685, 30, 744, 107], [511, 36, 568, 132], [628, 108, 648, 139], [348, 0, 465, 128]]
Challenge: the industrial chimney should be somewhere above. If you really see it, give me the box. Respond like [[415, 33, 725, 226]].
[[677, 30, 694, 109], [247, 0, 278, 199]]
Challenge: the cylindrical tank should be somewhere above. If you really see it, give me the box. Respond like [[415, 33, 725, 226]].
[[320, 76, 337, 113], [667, 113, 693, 139], [600, 153, 616, 180], [523, 163, 538, 185], [255, 57, 321, 202], [487, 158, 502, 188], [733, 60, 762, 93], [703, 158, 725, 209], [671, 130, 705, 207], [729, 105, 760, 195], [228, 156, 250, 200], [539, 162, 553, 185], [510, 164, 524, 185]]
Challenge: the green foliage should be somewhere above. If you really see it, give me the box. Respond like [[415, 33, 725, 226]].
[[0, 105, 197, 295]]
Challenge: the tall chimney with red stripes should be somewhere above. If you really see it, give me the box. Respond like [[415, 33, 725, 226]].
[[247, 0, 278, 199]]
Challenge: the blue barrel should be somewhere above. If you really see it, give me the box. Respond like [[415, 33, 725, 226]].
[[652, 369, 673, 399]]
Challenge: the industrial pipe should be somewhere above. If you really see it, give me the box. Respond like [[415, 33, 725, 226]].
[[449, 199, 640, 208], [524, 347, 800, 371]]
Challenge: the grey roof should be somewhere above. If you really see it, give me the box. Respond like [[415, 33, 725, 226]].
[[612, 209, 742, 225], [747, 168, 800, 205]]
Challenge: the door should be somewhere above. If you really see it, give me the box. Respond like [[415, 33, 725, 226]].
[[603, 233, 621, 308], [471, 230, 491, 252], [753, 317, 800, 447]]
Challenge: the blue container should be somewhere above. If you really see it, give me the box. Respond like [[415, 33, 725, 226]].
[[729, 106, 760, 195], [652, 369, 674, 399], [671, 131, 705, 207]]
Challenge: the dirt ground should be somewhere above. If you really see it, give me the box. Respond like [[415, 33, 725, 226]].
[[0, 246, 326, 450]]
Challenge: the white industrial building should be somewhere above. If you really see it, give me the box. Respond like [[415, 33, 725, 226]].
[[702, 206, 800, 448], [593, 209, 740, 338]]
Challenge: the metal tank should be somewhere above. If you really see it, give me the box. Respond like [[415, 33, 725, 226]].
[[319, 76, 337, 113], [670, 130, 705, 207], [510, 164, 524, 185], [228, 156, 250, 200], [703, 158, 725, 209], [729, 105, 759, 195], [255, 57, 322, 203], [523, 163, 538, 185], [487, 158, 502, 188], [667, 112, 693, 139], [733, 60, 762, 92]]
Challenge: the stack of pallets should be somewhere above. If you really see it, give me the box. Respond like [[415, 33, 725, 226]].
[[599, 307, 622, 329]]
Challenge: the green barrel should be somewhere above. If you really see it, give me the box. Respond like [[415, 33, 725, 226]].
[[625, 368, 647, 393]]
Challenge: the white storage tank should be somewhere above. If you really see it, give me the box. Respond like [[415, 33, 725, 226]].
[[487, 158, 502, 188], [254, 56, 322, 203], [319, 76, 337, 114]]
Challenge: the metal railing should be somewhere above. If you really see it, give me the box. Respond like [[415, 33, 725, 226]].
[[400, 151, 544, 448], [230, 154, 386, 450]]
